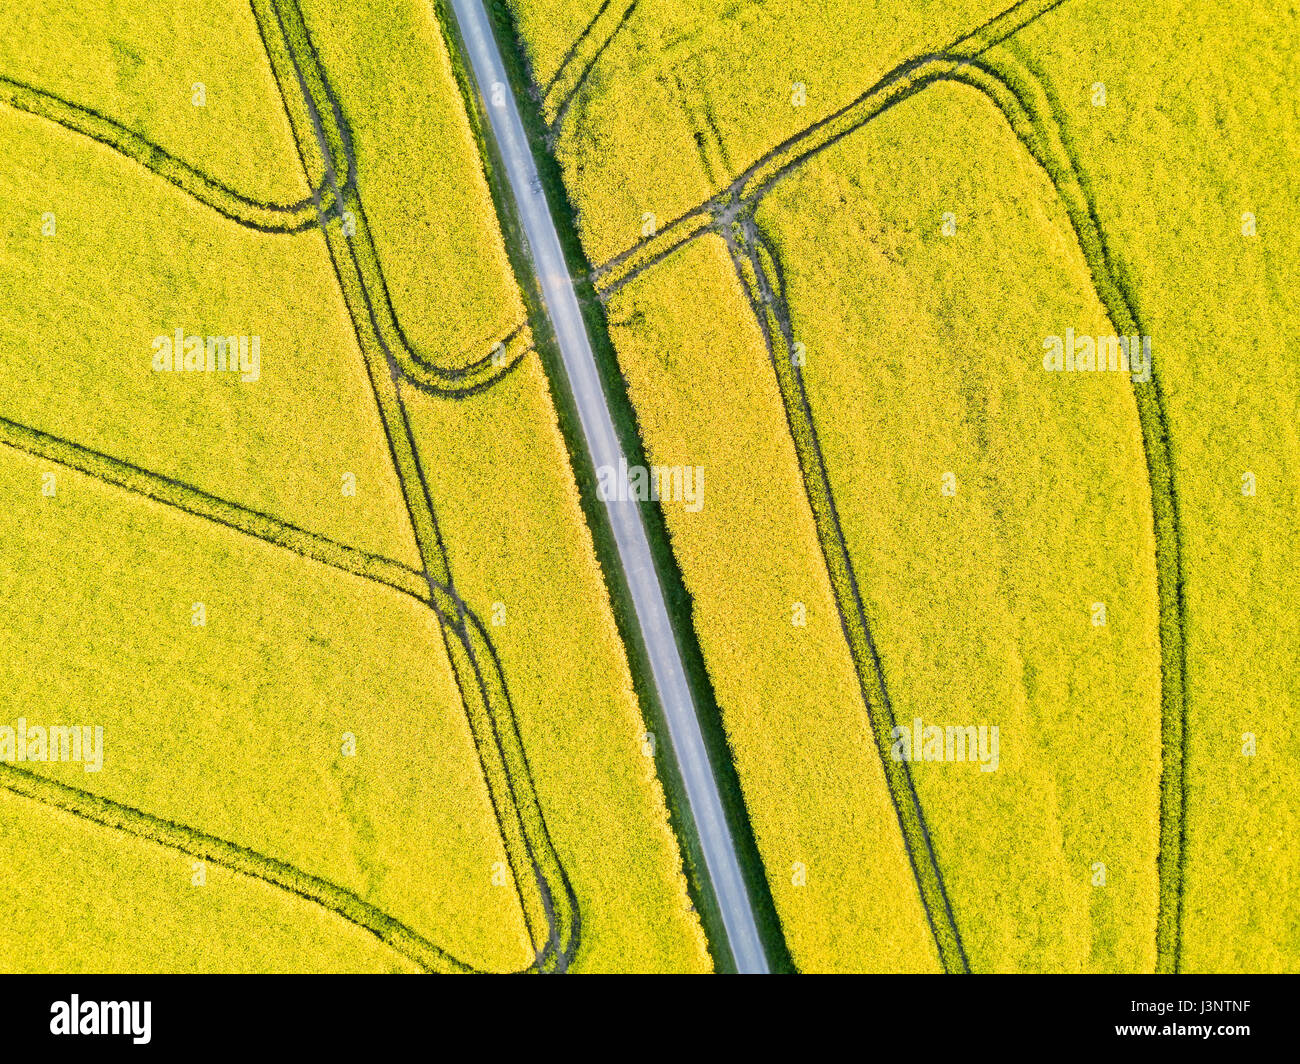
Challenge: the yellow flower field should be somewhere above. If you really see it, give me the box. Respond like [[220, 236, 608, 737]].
[[500, 0, 1299, 971], [1, 0, 1293, 977], [0, 0, 709, 973]]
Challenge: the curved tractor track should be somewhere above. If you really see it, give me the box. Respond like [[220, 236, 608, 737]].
[[724, 215, 969, 973], [589, 0, 1189, 972], [0, 62, 531, 394], [0, 0, 583, 973], [544, 0, 641, 139]]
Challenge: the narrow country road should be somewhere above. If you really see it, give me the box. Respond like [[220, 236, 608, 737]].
[[445, 0, 769, 974]]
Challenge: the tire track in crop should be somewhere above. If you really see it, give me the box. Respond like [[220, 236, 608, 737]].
[[583, 0, 1189, 970], [0, 413, 427, 604], [0, 762, 473, 973], [732, 0, 1073, 202], [0, 416, 576, 973], [271, 57, 575, 984], [258, 0, 566, 969], [590, 0, 1070, 297], [0, 0, 576, 973], [541, 0, 612, 98], [592, 205, 716, 296], [255, 0, 542, 400], [0, 69, 530, 395], [739, 45, 1189, 972], [254, 0, 578, 972], [0, 72, 347, 233], [941, 48, 1188, 973], [0, 413, 560, 973], [546, 0, 640, 136]]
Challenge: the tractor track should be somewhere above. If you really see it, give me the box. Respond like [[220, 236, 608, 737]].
[[547, 0, 641, 138], [723, 213, 969, 973], [0, 64, 530, 394], [0, 762, 475, 973], [0, 407, 570, 972]]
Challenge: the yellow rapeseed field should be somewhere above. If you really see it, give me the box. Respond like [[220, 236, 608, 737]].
[[405, 359, 709, 971], [502, 0, 1298, 971], [1010, 0, 1300, 973], [297, 0, 527, 364], [0, 792, 423, 972], [0, 101, 421, 565], [0, 0, 308, 205], [2, 0, 1294, 976], [0, 446, 530, 972], [1, 0, 709, 973], [504, 0, 1003, 264]]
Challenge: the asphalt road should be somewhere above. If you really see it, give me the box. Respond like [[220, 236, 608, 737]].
[[446, 0, 769, 974]]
